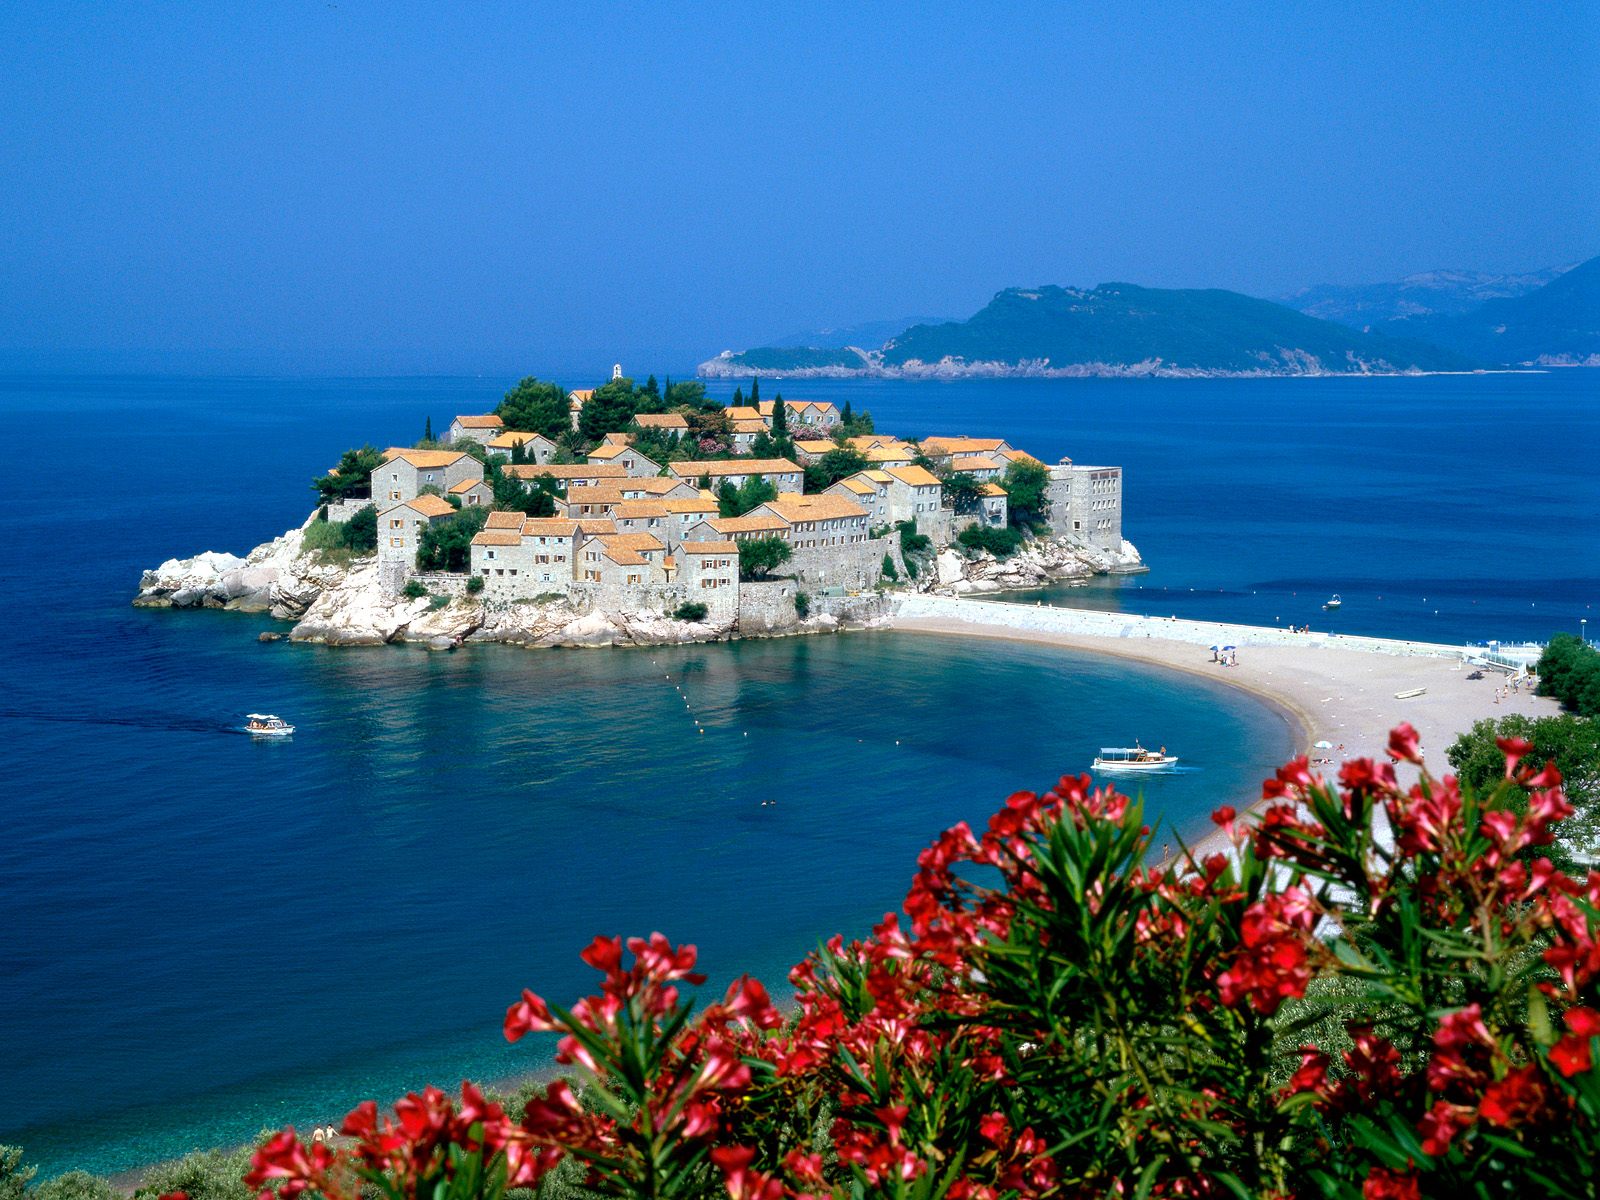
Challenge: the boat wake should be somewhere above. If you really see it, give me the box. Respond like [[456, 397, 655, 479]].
[[0, 708, 251, 736]]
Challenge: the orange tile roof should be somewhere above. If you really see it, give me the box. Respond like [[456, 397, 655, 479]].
[[831, 477, 877, 495], [978, 482, 1008, 497], [472, 530, 522, 546], [568, 389, 594, 401], [681, 540, 738, 554], [383, 448, 471, 468], [575, 518, 617, 534], [633, 413, 688, 429], [521, 518, 579, 536], [605, 532, 666, 552], [886, 465, 942, 487], [724, 405, 763, 421], [506, 463, 627, 481], [452, 414, 502, 429], [951, 454, 1002, 471], [755, 493, 867, 523], [730, 418, 768, 433], [665, 496, 719, 513], [794, 439, 838, 454], [485, 511, 525, 529], [863, 469, 894, 484], [449, 478, 488, 493], [403, 494, 459, 519], [589, 442, 653, 462], [711, 515, 791, 534], [598, 544, 649, 566], [919, 436, 1008, 455], [487, 430, 550, 449], [670, 458, 801, 478], [614, 500, 670, 518]]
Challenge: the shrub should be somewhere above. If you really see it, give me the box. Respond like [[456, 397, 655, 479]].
[[300, 517, 346, 554], [673, 601, 709, 622], [1538, 633, 1600, 717], [881, 553, 898, 581], [341, 504, 378, 553], [244, 727, 1600, 1200], [957, 523, 1024, 557], [136, 1144, 260, 1200], [401, 579, 428, 600], [417, 506, 490, 573], [794, 591, 811, 619], [466, 574, 485, 595], [34, 1172, 116, 1200], [310, 445, 383, 503], [301, 506, 377, 558]]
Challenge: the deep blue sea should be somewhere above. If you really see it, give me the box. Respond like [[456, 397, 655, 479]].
[[0, 370, 1593, 1176]]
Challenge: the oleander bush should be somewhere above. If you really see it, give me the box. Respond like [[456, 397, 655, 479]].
[[673, 602, 709, 622], [239, 726, 1600, 1200]]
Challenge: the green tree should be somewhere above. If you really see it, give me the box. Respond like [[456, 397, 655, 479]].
[[1447, 712, 1600, 871], [1538, 634, 1600, 717], [841, 398, 853, 426], [423, 415, 434, 442], [0, 1146, 36, 1200], [1002, 459, 1050, 526], [134, 1145, 260, 1200], [416, 507, 491, 572], [943, 471, 984, 513], [738, 536, 791, 580], [957, 523, 1023, 557], [665, 379, 711, 410], [578, 377, 642, 442], [881, 553, 898, 581], [794, 590, 810, 619], [735, 475, 777, 515], [496, 377, 569, 439], [748, 378, 760, 409], [311, 444, 384, 502], [802, 447, 868, 493], [341, 503, 378, 552], [672, 601, 708, 622], [34, 1171, 116, 1200], [770, 389, 787, 436]]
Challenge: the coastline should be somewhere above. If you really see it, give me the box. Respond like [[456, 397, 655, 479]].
[[888, 598, 1559, 857]]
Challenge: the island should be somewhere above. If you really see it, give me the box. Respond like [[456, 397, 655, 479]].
[[700, 281, 1479, 378], [133, 370, 1145, 646]]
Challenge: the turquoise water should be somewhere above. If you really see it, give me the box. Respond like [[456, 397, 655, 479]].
[[0, 369, 1590, 1175]]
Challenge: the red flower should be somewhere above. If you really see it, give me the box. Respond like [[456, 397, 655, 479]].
[[1496, 735, 1534, 777], [711, 1145, 784, 1200], [1363, 1165, 1420, 1200], [1550, 1006, 1600, 1077], [978, 1111, 1011, 1145], [1211, 805, 1237, 836], [504, 989, 557, 1042], [1478, 1064, 1546, 1128], [1387, 722, 1422, 764], [1417, 1099, 1474, 1156]]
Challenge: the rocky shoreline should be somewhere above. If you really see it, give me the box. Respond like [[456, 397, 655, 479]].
[[133, 522, 1142, 648]]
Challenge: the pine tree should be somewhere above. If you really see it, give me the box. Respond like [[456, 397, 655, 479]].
[[749, 378, 761, 408], [841, 399, 853, 427], [732, 386, 745, 407], [771, 392, 789, 437], [424, 415, 434, 442], [644, 374, 660, 398]]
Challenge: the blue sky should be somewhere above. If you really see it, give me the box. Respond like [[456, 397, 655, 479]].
[[1, 1, 1595, 375]]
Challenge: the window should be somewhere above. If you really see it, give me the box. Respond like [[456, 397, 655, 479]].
[[390, 537, 403, 547], [487, 549, 496, 559]]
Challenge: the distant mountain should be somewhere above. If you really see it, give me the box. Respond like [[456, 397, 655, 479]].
[[700, 282, 1476, 379], [1281, 266, 1571, 326], [760, 316, 956, 351], [1371, 256, 1600, 366]]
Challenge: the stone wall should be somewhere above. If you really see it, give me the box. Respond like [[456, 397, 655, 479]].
[[785, 535, 895, 590], [738, 579, 800, 635], [412, 571, 472, 598], [324, 499, 374, 525]]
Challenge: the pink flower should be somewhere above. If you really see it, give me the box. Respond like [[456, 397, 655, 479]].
[[1497, 735, 1534, 777], [504, 989, 557, 1042], [1549, 1006, 1600, 1077], [1363, 1166, 1421, 1200]]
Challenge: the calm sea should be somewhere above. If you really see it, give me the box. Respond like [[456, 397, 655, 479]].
[[0, 370, 1591, 1175]]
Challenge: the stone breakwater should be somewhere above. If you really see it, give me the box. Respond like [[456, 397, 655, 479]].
[[133, 523, 892, 649], [924, 537, 1145, 596]]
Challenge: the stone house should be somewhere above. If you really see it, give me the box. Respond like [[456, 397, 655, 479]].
[[506, 462, 628, 490], [747, 493, 869, 551], [468, 527, 529, 589], [948, 453, 1004, 482], [862, 443, 917, 470], [612, 499, 673, 542], [1048, 461, 1123, 550], [486, 431, 557, 463], [679, 540, 738, 595], [619, 476, 699, 501], [668, 458, 804, 495], [377, 449, 483, 505], [687, 513, 792, 544], [567, 389, 594, 431], [976, 482, 1009, 527], [449, 478, 494, 508], [633, 413, 689, 435], [825, 473, 891, 527], [586, 443, 663, 477], [577, 533, 667, 587], [884, 465, 944, 527], [376, 494, 457, 595], [729, 417, 768, 453], [664, 493, 722, 548], [759, 400, 840, 432], [792, 438, 839, 463], [446, 414, 502, 445], [555, 486, 627, 521], [917, 436, 1014, 465], [515, 518, 579, 587]]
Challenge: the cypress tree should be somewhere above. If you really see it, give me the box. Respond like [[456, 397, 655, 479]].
[[424, 415, 434, 442], [841, 399, 853, 426], [771, 392, 789, 436], [732, 386, 745, 407], [749, 378, 761, 408]]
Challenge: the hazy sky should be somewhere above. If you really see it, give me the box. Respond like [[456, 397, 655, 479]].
[[2, 2, 1596, 374]]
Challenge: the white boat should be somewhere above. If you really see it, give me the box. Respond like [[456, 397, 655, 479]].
[[245, 713, 295, 736], [1093, 744, 1178, 771], [1323, 594, 1342, 610]]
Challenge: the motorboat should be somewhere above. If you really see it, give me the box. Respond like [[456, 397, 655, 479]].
[[1093, 744, 1178, 771], [1323, 594, 1343, 610], [245, 713, 295, 737]]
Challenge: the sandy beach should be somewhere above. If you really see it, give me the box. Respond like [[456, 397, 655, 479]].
[[891, 597, 1557, 783]]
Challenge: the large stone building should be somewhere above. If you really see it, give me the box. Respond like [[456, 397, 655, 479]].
[[1048, 461, 1124, 551], [376, 449, 483, 505]]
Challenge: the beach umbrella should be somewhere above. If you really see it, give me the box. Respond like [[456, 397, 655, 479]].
[[1222, 645, 1236, 651], [1313, 740, 1333, 749]]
